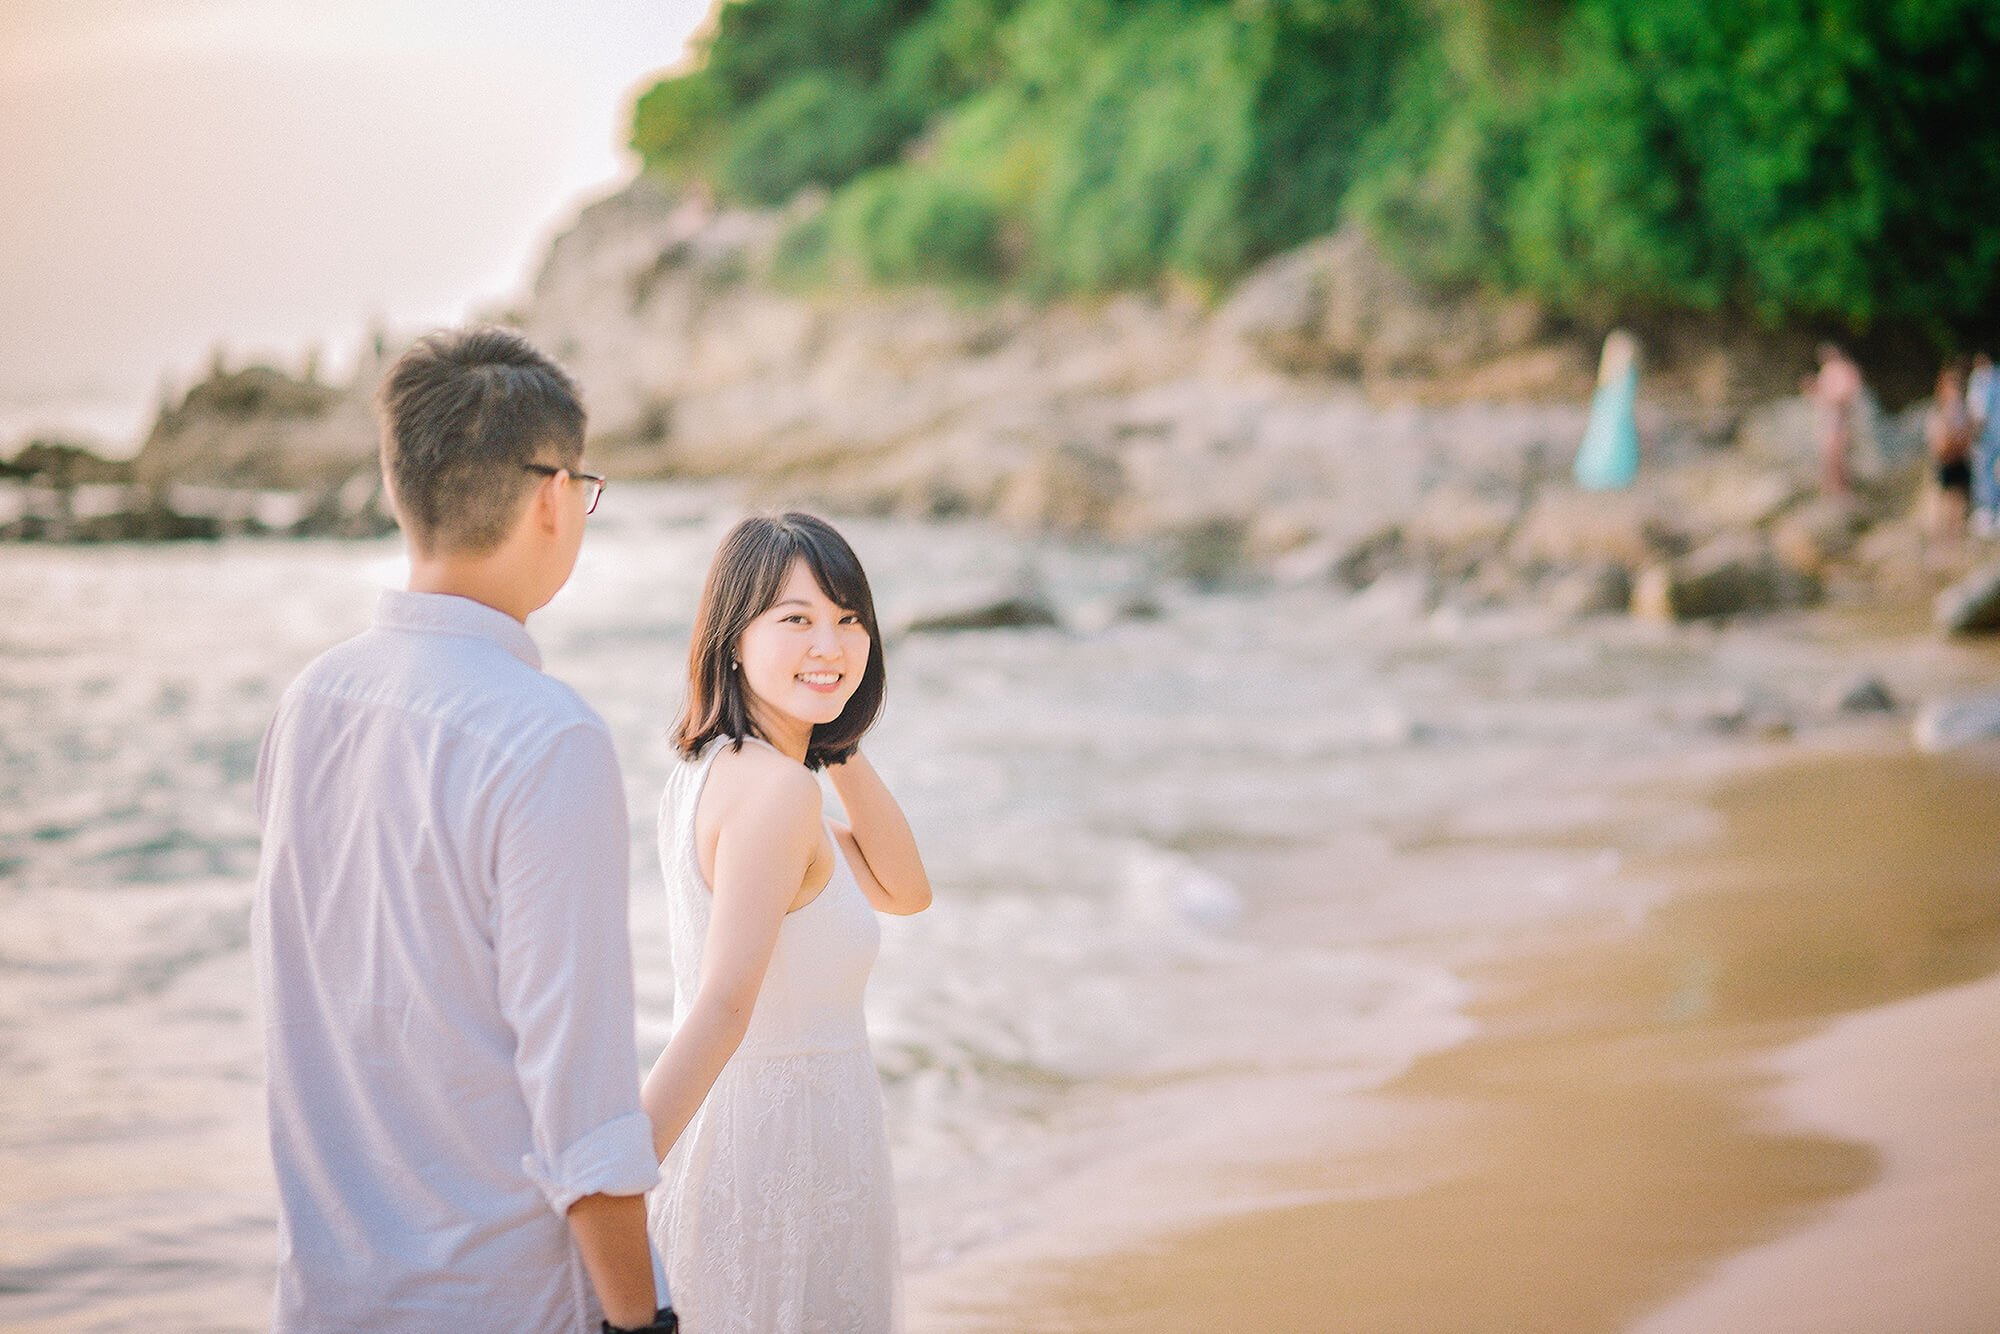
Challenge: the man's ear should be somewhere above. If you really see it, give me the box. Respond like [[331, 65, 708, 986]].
[[527, 469, 566, 536], [377, 461, 401, 522]]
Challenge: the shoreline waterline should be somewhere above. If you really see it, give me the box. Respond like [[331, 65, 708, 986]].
[[903, 739, 2000, 1333], [1631, 965, 2000, 1334]]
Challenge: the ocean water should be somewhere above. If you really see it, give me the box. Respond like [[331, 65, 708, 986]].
[[0, 484, 1937, 1329]]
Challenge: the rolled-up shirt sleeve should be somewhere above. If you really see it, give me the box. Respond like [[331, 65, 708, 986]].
[[492, 720, 658, 1215], [522, 1111, 658, 1216]]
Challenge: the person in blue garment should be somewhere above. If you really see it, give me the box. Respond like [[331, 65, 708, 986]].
[[1968, 352, 2000, 537], [1573, 330, 1640, 490]]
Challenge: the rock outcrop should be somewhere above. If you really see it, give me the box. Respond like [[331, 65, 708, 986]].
[[1934, 561, 2000, 635], [1822, 673, 1896, 714], [897, 586, 1063, 635], [502, 180, 1952, 612], [133, 362, 379, 493], [1631, 536, 1824, 622], [1208, 225, 1584, 396], [511, 181, 1617, 544], [4, 439, 135, 486], [1915, 692, 2000, 751], [3, 404, 392, 542]]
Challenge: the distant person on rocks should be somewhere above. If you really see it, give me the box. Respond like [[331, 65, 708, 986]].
[[252, 327, 675, 1334], [1967, 351, 2000, 536], [1573, 329, 1640, 490], [1926, 358, 1973, 547], [1803, 342, 1864, 497]]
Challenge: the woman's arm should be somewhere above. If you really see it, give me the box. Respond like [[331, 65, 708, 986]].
[[640, 762, 823, 1160], [825, 751, 932, 915]]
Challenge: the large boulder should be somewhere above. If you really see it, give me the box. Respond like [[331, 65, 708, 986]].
[[1508, 487, 1683, 572], [1914, 692, 2000, 751], [1211, 225, 1586, 395], [1934, 561, 2000, 635], [1326, 525, 1406, 591], [133, 363, 377, 492], [291, 469, 399, 539], [991, 440, 1126, 535], [896, 584, 1062, 635], [1821, 672, 1896, 715], [1545, 561, 1635, 619], [1661, 463, 1812, 535], [1631, 536, 1822, 621], [1771, 496, 1867, 574], [1405, 483, 1522, 577]]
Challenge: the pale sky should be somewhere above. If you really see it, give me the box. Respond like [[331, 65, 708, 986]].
[[0, 0, 712, 449]]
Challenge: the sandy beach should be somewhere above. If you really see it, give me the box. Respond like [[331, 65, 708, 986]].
[[908, 740, 2000, 1334], [1631, 968, 2000, 1334]]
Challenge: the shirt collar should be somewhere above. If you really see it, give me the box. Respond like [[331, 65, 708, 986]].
[[373, 589, 543, 670]]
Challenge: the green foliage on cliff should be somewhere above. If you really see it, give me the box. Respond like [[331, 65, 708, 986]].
[[964, 0, 1410, 294], [776, 168, 1004, 286], [1366, 0, 2000, 333], [632, 0, 2000, 337]]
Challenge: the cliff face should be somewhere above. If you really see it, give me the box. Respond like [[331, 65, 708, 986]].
[[514, 178, 1613, 546], [510, 179, 1892, 565]]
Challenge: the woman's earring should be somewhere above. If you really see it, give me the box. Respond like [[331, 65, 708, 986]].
[[730, 659, 739, 671]]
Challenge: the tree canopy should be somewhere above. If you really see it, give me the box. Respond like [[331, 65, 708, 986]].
[[631, 0, 2000, 341]]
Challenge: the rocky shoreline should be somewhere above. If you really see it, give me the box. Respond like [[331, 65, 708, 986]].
[[2, 364, 398, 542], [0, 463, 396, 543], [9, 176, 1996, 639]]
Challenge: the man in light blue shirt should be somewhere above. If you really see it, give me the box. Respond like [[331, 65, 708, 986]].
[[253, 328, 673, 1333]]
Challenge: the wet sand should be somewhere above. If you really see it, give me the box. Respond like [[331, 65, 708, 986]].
[[908, 741, 2000, 1333], [1630, 968, 2000, 1334]]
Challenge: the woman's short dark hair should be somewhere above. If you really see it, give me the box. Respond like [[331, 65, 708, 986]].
[[375, 326, 585, 555], [675, 512, 886, 770]]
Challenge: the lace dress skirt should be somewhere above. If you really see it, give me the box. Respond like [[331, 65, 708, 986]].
[[650, 740, 901, 1333], [651, 1043, 899, 1334]]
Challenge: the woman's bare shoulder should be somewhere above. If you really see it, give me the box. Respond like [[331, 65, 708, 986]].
[[704, 741, 822, 829]]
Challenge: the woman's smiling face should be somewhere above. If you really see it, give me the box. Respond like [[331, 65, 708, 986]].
[[736, 557, 872, 741]]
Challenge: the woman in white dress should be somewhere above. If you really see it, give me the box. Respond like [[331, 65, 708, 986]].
[[642, 512, 932, 1334]]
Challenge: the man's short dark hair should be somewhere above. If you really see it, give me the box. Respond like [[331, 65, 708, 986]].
[[375, 327, 586, 554]]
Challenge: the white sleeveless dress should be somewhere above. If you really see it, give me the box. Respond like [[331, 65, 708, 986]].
[[649, 738, 901, 1334]]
